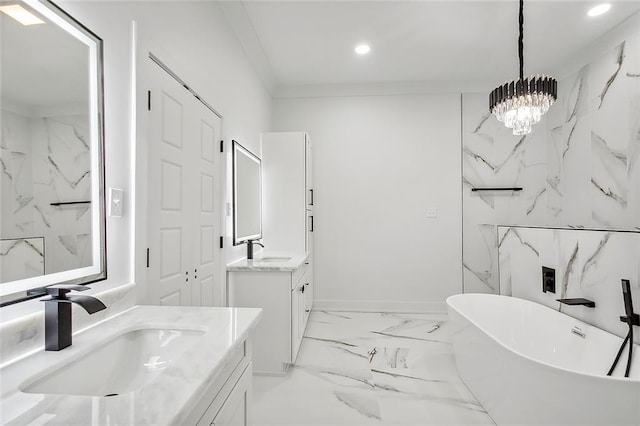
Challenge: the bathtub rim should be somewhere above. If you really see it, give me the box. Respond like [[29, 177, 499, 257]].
[[446, 293, 640, 383]]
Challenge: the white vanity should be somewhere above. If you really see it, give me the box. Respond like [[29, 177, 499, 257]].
[[226, 131, 314, 375], [227, 254, 312, 374], [0, 306, 262, 425]]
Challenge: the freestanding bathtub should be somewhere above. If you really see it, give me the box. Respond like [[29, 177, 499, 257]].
[[447, 294, 640, 426]]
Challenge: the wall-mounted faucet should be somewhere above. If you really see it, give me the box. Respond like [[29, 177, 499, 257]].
[[246, 240, 264, 260], [556, 298, 596, 308], [42, 284, 107, 351]]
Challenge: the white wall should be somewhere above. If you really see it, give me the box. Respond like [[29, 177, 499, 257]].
[[274, 94, 461, 312]]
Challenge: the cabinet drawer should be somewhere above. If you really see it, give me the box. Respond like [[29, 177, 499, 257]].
[[186, 340, 249, 425]]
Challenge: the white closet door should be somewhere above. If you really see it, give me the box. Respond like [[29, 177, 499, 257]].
[[147, 61, 221, 307], [147, 63, 192, 306], [191, 100, 221, 306]]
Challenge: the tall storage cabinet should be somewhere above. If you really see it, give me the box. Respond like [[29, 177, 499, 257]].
[[254, 131, 313, 373], [261, 132, 313, 253]]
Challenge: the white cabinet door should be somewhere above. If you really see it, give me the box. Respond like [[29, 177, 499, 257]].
[[306, 210, 314, 253], [291, 279, 304, 362], [211, 363, 252, 426], [228, 271, 291, 374], [305, 134, 313, 211], [261, 132, 307, 253], [147, 61, 221, 307], [304, 262, 313, 323]]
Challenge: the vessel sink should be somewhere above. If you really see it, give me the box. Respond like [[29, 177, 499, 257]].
[[21, 328, 203, 397], [255, 257, 291, 263]]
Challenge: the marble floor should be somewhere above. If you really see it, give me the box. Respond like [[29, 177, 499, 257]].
[[252, 311, 495, 426]]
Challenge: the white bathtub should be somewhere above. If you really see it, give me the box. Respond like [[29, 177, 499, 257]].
[[447, 294, 640, 426]]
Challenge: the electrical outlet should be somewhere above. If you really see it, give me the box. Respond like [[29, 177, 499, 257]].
[[109, 188, 123, 217], [426, 208, 438, 218]]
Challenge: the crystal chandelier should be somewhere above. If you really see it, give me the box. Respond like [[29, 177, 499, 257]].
[[489, 0, 557, 135]]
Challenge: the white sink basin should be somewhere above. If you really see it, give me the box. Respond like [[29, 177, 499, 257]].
[[21, 328, 203, 397], [255, 257, 291, 263]]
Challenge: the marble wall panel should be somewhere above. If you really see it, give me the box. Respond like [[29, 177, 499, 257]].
[[590, 42, 636, 228], [1, 111, 91, 281], [462, 93, 548, 293], [499, 226, 640, 345], [463, 29, 640, 294], [0, 238, 45, 282], [1, 111, 35, 237]]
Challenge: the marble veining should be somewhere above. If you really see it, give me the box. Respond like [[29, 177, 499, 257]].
[[581, 232, 610, 277], [253, 311, 494, 425], [597, 41, 625, 109], [559, 241, 579, 301]]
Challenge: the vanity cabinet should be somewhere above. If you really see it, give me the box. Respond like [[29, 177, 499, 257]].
[[227, 256, 312, 374], [185, 339, 253, 425]]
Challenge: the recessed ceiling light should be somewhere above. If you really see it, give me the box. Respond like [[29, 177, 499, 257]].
[[0, 4, 44, 25], [587, 3, 611, 17], [355, 44, 370, 55]]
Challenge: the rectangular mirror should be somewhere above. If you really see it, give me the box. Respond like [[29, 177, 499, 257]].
[[232, 140, 262, 245], [0, 0, 106, 305]]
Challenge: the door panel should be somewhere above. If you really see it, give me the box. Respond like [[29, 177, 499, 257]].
[[201, 121, 215, 163], [201, 174, 214, 212], [161, 93, 183, 148], [160, 160, 182, 210], [159, 228, 182, 278]]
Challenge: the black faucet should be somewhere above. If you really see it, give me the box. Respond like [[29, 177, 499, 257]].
[[42, 284, 107, 351], [246, 240, 264, 260], [556, 298, 596, 308]]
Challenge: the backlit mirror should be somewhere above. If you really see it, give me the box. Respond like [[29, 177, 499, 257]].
[[0, 0, 106, 305], [232, 141, 262, 245]]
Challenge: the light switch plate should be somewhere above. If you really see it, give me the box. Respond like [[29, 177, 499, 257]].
[[426, 208, 438, 218], [109, 188, 124, 217]]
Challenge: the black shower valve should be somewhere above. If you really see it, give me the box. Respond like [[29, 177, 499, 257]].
[[542, 266, 555, 294]]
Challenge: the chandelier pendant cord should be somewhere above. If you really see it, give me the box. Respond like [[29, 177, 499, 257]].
[[518, 0, 524, 82]]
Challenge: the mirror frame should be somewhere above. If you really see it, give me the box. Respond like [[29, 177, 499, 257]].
[[0, 0, 106, 306], [232, 140, 262, 246]]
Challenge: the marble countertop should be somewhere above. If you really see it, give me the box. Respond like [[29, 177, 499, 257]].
[[0, 305, 262, 425], [226, 251, 310, 272]]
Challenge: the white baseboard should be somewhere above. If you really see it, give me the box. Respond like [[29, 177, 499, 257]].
[[313, 299, 447, 314]]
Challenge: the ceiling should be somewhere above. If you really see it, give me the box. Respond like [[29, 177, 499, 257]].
[[1, 11, 89, 114], [220, 0, 640, 96]]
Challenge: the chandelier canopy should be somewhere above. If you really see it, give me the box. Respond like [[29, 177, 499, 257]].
[[490, 0, 557, 135]]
